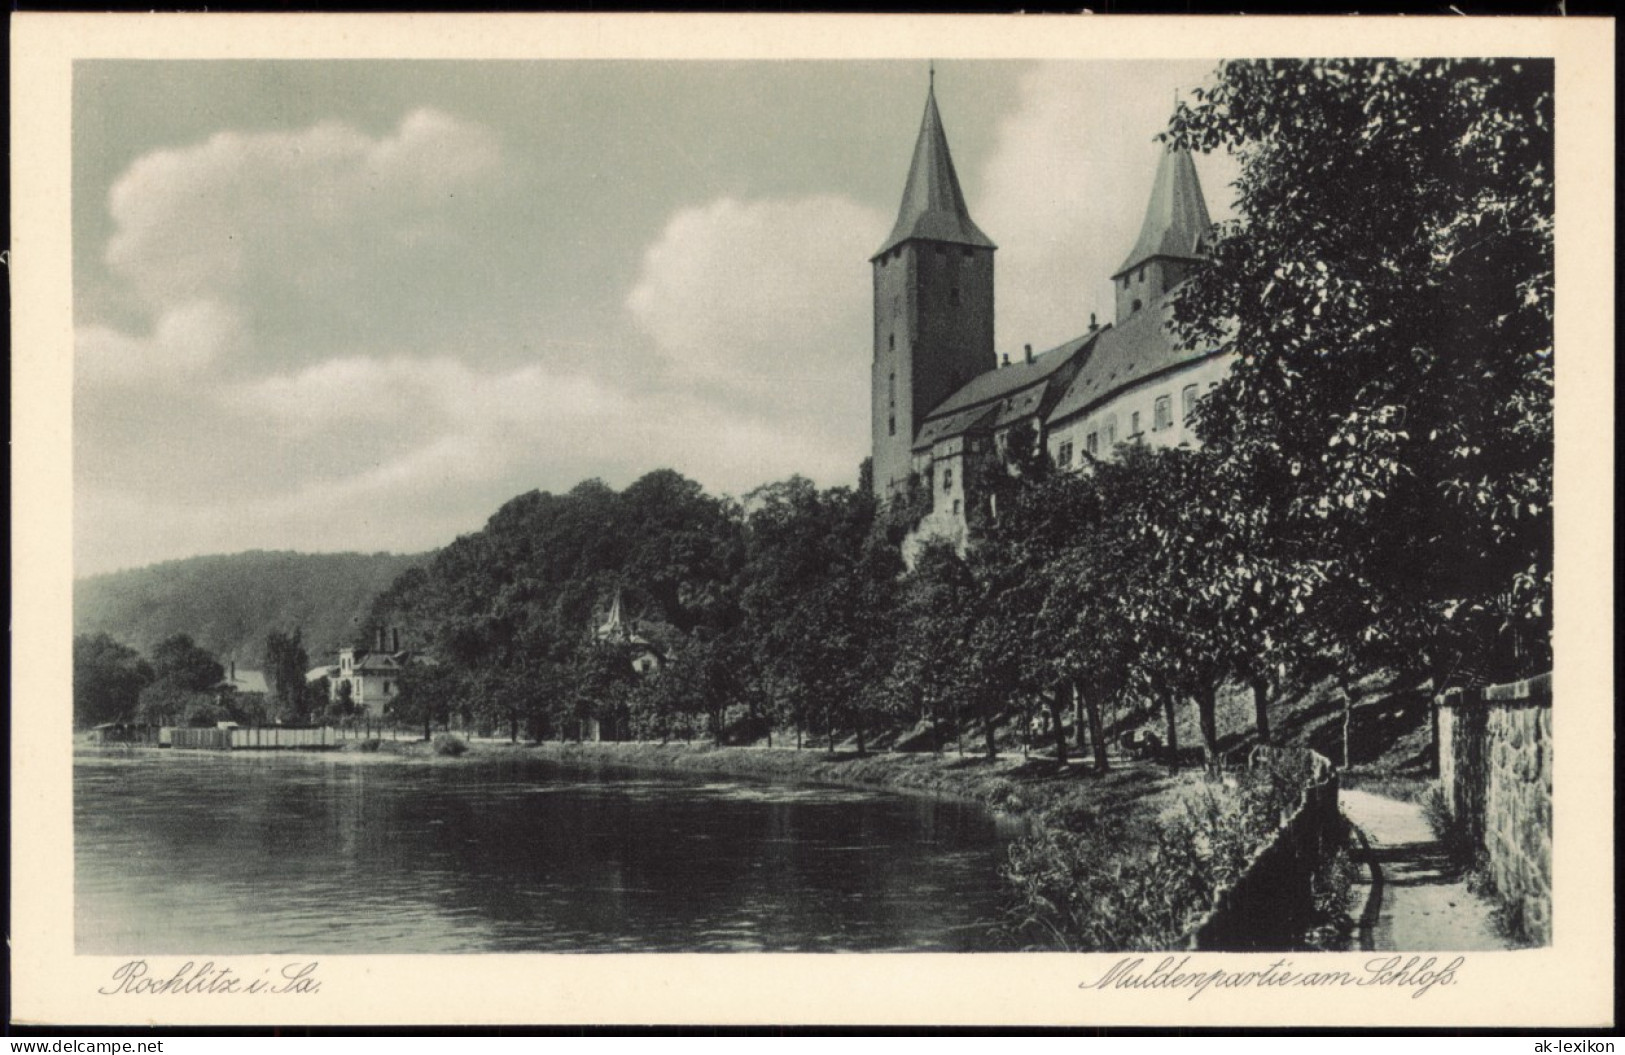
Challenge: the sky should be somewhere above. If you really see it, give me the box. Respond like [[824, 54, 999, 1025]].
[[72, 59, 1238, 576]]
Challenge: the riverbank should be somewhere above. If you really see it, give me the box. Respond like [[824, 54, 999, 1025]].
[[524, 740, 1182, 819], [343, 735, 1182, 822]]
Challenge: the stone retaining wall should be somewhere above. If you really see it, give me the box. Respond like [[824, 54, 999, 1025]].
[[1436, 672, 1552, 944], [1187, 749, 1342, 951]]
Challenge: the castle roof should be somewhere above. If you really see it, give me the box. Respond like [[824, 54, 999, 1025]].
[[1045, 299, 1222, 426], [1112, 147, 1212, 279], [873, 81, 995, 260], [913, 403, 997, 451], [914, 337, 1096, 450]]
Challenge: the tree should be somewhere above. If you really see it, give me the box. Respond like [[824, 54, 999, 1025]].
[[263, 629, 310, 721], [73, 633, 153, 728], [135, 680, 224, 728], [738, 477, 896, 754], [148, 634, 225, 692], [388, 662, 457, 741], [1168, 59, 1554, 688], [891, 541, 978, 754], [998, 470, 1137, 773]]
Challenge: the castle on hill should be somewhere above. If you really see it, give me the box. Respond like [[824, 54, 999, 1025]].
[[870, 78, 1234, 549]]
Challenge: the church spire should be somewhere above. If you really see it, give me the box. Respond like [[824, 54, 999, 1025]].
[[872, 74, 995, 260], [1112, 145, 1212, 279]]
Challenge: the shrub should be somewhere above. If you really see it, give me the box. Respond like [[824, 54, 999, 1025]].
[[357, 738, 382, 753], [1002, 752, 1326, 951], [432, 733, 469, 757], [1421, 785, 1478, 870], [983, 778, 1026, 812]]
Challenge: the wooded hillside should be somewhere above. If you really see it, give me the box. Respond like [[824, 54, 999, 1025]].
[[74, 550, 427, 668]]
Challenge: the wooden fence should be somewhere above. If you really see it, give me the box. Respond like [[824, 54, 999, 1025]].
[[166, 726, 337, 750]]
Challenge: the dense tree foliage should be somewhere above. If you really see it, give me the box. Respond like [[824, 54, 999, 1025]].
[[1167, 58, 1553, 687], [263, 629, 311, 721], [73, 633, 153, 728], [148, 633, 226, 692]]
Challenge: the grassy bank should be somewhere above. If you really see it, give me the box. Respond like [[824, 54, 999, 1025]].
[[338, 733, 1183, 821], [515, 739, 1183, 820]]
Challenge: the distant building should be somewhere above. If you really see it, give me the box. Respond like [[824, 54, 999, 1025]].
[[871, 77, 1233, 550], [214, 664, 269, 697], [311, 627, 411, 719], [595, 591, 664, 676]]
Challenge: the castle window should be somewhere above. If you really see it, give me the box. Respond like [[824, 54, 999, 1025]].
[[1057, 440, 1073, 467], [1154, 395, 1173, 431], [952, 499, 961, 515], [1182, 383, 1199, 424], [1131, 298, 1143, 313], [1131, 411, 1142, 437], [1086, 432, 1099, 456], [889, 333, 895, 351], [962, 247, 974, 259], [888, 415, 896, 437], [935, 245, 947, 259], [1104, 416, 1117, 447], [943, 467, 953, 492], [888, 371, 895, 406], [383, 681, 392, 695]]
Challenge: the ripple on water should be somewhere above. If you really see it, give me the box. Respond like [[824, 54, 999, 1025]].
[[74, 750, 1018, 954]]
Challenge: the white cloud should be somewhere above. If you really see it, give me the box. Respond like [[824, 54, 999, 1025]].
[[76, 352, 862, 575], [976, 62, 1238, 353], [625, 194, 883, 418], [226, 354, 857, 493], [102, 108, 501, 314], [75, 299, 245, 387]]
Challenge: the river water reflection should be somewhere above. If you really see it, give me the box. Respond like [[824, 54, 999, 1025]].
[[75, 749, 1021, 953]]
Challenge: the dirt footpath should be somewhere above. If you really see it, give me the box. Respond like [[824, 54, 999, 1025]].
[[1340, 788, 1511, 952]]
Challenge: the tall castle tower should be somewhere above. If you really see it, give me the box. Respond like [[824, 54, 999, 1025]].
[[1110, 146, 1211, 324], [870, 74, 996, 499]]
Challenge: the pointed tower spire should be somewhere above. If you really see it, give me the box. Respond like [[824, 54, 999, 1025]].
[[1113, 146, 1212, 280], [872, 73, 995, 259]]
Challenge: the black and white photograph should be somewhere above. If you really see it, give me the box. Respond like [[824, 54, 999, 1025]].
[[11, 13, 1614, 1029]]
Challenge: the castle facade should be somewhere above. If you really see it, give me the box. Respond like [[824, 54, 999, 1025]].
[[870, 79, 1234, 547]]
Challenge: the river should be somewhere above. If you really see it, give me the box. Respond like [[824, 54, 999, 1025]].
[[74, 749, 1022, 954]]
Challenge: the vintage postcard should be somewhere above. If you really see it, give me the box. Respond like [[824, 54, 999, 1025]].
[[11, 13, 1615, 1028]]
